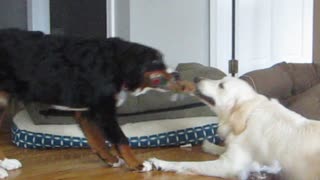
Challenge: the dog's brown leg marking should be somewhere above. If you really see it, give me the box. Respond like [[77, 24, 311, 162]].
[[0, 91, 9, 107], [74, 112, 119, 166], [0, 91, 9, 160], [0, 110, 8, 129], [116, 144, 143, 170], [0, 147, 6, 160], [0, 91, 9, 128]]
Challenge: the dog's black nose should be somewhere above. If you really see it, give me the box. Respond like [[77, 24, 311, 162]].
[[193, 77, 202, 83]]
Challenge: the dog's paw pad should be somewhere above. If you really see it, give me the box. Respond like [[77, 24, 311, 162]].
[[139, 161, 153, 172], [0, 168, 8, 179], [0, 158, 22, 170]]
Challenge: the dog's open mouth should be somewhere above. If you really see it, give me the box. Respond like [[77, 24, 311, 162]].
[[194, 88, 216, 106]]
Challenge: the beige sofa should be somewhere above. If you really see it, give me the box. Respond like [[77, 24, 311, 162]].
[[241, 62, 320, 120]]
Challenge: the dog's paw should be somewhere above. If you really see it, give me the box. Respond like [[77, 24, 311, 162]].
[[109, 157, 125, 168], [202, 140, 226, 155], [0, 168, 8, 179], [0, 158, 22, 171], [148, 158, 166, 171], [139, 161, 153, 172]]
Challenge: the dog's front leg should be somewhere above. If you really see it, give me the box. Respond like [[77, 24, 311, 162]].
[[74, 112, 123, 167], [99, 113, 150, 171], [90, 97, 151, 172], [202, 140, 226, 155], [149, 145, 252, 179], [0, 91, 22, 179], [0, 91, 10, 127]]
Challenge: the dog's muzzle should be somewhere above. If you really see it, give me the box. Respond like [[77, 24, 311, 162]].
[[193, 77, 216, 106]]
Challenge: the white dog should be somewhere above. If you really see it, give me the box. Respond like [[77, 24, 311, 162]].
[[148, 77, 320, 180]]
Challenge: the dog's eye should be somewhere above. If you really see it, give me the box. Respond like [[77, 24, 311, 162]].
[[219, 82, 224, 89]]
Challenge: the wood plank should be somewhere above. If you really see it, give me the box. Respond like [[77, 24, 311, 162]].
[[0, 131, 225, 180]]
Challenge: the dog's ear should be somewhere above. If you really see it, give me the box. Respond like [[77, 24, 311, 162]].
[[228, 100, 253, 135]]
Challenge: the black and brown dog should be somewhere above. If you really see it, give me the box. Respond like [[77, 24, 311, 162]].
[[0, 28, 193, 177]]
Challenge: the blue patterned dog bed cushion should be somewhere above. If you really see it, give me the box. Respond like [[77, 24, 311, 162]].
[[12, 110, 221, 149]]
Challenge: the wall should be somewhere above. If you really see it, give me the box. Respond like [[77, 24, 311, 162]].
[[114, 0, 130, 40], [129, 0, 210, 68], [314, 0, 320, 63], [26, 0, 50, 33], [0, 0, 27, 29], [212, 0, 314, 75], [50, 0, 106, 38]]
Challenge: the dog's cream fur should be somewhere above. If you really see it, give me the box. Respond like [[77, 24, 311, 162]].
[[149, 77, 320, 180]]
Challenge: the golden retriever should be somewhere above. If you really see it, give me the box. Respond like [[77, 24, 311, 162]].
[[148, 77, 320, 180]]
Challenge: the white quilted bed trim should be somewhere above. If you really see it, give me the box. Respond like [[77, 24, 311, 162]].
[[13, 110, 218, 138]]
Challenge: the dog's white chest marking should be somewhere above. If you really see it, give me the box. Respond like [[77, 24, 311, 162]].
[[51, 105, 89, 111], [116, 90, 127, 107]]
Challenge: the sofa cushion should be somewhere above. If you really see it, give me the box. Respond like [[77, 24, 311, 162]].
[[315, 63, 320, 77], [286, 63, 320, 95], [286, 83, 320, 120], [240, 62, 293, 100], [241, 62, 320, 120], [176, 62, 226, 80]]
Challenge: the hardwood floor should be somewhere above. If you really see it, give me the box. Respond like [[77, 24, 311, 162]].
[[0, 131, 225, 180]]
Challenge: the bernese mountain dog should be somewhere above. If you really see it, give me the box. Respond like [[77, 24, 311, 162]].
[[0, 28, 192, 177]]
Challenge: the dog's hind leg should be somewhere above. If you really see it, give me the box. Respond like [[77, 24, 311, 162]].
[[74, 112, 124, 167], [0, 91, 22, 179]]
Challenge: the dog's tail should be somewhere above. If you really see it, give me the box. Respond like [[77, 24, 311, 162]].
[[202, 140, 226, 155]]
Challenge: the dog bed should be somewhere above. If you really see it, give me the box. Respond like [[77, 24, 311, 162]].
[[11, 110, 221, 149], [11, 63, 224, 149]]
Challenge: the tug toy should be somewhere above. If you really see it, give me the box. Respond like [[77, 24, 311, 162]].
[[144, 70, 195, 93]]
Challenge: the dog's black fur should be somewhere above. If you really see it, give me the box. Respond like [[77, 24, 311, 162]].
[[0, 28, 167, 146]]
